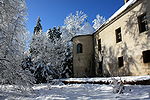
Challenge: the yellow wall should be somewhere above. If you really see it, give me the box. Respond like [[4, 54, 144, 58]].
[[94, 0, 150, 76], [72, 35, 95, 77], [72, 0, 150, 77]]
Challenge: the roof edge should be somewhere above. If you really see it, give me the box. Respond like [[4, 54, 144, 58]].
[[71, 34, 94, 41], [94, 0, 139, 35]]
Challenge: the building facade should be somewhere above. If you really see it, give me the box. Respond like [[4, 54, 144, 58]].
[[72, 35, 95, 77], [72, 0, 150, 77]]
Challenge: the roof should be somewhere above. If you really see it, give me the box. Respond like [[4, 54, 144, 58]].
[[72, 0, 138, 39], [94, 0, 138, 34], [107, 0, 137, 24], [71, 34, 93, 41]]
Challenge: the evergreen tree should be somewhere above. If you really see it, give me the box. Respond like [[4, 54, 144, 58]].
[[47, 27, 62, 42], [30, 17, 43, 61], [30, 24, 66, 83], [34, 17, 42, 35], [21, 56, 34, 74], [61, 46, 73, 78]]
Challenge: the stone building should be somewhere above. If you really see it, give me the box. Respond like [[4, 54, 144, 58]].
[[72, 0, 150, 77]]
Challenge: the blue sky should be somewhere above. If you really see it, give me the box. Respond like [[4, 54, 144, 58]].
[[26, 0, 124, 33]]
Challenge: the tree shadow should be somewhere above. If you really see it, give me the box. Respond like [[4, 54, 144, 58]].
[[123, 0, 150, 75], [95, 0, 150, 76]]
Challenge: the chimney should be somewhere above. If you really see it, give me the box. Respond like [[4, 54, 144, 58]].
[[124, 0, 129, 3]]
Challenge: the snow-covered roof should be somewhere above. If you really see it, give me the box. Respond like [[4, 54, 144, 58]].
[[96, 0, 138, 32], [71, 34, 93, 41], [73, 0, 138, 37], [107, 0, 137, 23]]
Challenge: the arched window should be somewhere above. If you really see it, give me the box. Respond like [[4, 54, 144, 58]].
[[77, 43, 83, 53]]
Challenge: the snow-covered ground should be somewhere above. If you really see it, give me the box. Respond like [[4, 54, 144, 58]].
[[0, 76, 150, 100], [61, 75, 150, 83], [0, 84, 150, 100]]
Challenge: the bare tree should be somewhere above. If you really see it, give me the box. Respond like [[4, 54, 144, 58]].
[[92, 14, 106, 31]]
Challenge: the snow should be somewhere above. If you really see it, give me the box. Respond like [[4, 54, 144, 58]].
[[98, 0, 137, 29], [61, 75, 150, 83], [107, 0, 137, 23], [78, 22, 95, 35], [92, 14, 106, 31], [0, 84, 150, 100], [0, 76, 149, 99]]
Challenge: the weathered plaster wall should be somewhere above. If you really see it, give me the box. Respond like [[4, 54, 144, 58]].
[[94, 0, 150, 76], [72, 35, 95, 77]]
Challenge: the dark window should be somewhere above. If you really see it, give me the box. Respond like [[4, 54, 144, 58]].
[[98, 39, 101, 52], [115, 27, 122, 43], [99, 61, 103, 73], [142, 50, 150, 63], [77, 43, 83, 53], [138, 13, 148, 33], [118, 56, 124, 68]]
